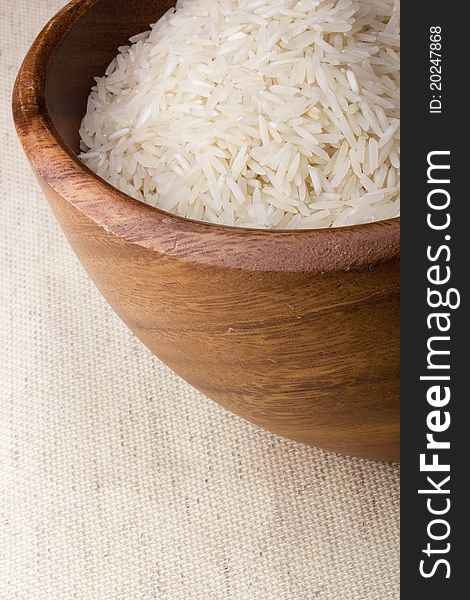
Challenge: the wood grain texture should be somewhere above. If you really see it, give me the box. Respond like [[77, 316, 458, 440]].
[[13, 0, 400, 461]]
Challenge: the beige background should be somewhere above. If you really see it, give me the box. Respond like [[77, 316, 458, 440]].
[[0, 1, 400, 598]]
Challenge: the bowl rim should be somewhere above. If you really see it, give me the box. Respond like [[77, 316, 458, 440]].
[[12, 0, 400, 273]]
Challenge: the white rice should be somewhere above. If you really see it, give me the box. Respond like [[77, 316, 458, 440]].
[[79, 0, 400, 229]]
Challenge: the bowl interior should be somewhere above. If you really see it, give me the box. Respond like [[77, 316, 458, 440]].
[[46, 0, 175, 154], [14, 0, 399, 273]]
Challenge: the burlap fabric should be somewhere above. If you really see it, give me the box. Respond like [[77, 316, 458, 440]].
[[0, 2, 400, 598]]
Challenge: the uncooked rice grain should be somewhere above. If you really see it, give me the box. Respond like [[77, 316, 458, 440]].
[[79, 0, 400, 229]]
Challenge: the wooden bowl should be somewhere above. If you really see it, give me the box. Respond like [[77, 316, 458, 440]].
[[13, 0, 400, 461]]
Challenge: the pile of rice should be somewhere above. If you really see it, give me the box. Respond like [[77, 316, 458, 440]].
[[79, 0, 400, 229]]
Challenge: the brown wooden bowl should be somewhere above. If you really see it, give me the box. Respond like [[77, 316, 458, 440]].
[[13, 0, 400, 461]]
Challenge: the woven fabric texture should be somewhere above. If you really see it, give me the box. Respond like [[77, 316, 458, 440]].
[[0, 2, 400, 599]]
